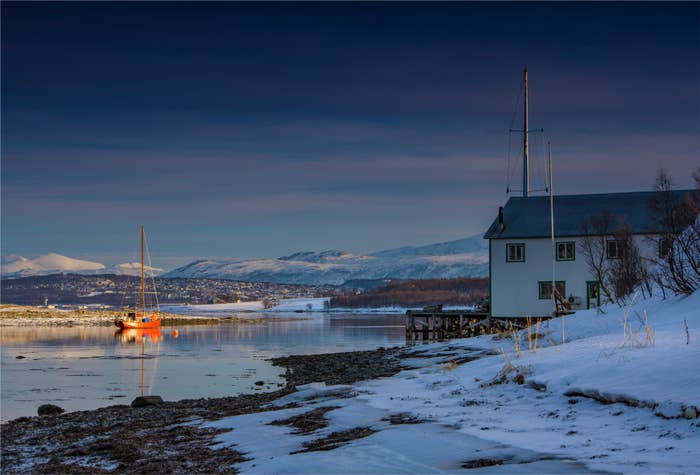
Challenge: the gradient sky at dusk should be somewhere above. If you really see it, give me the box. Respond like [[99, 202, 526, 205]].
[[2, 2, 698, 268]]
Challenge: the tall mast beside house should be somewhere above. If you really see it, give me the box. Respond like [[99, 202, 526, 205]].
[[484, 70, 696, 319], [523, 68, 529, 198], [484, 190, 695, 318], [510, 68, 539, 197]]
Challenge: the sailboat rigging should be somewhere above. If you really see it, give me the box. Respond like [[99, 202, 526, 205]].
[[115, 226, 161, 330]]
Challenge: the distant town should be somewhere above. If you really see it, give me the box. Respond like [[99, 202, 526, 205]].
[[0, 273, 336, 307]]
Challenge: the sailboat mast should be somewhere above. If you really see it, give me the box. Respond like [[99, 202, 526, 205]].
[[549, 142, 555, 318], [141, 225, 145, 316], [523, 68, 529, 198]]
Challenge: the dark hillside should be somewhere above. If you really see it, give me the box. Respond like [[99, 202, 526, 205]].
[[330, 277, 488, 308]]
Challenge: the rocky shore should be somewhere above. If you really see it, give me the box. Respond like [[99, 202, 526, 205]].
[[0, 346, 406, 474], [0, 305, 305, 327]]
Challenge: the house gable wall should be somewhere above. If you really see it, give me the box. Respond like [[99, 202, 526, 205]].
[[490, 235, 659, 318]]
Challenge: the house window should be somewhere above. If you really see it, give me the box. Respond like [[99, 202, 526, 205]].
[[506, 243, 525, 262], [539, 281, 566, 300], [658, 237, 673, 259], [556, 241, 575, 261], [606, 240, 624, 259]]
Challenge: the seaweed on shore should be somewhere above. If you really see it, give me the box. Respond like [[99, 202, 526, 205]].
[[1, 346, 406, 473]]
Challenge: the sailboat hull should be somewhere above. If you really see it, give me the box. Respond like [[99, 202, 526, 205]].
[[117, 227, 162, 331], [115, 318, 161, 330]]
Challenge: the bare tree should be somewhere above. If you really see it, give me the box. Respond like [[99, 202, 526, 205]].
[[610, 223, 646, 302], [580, 210, 616, 304], [647, 168, 700, 295]]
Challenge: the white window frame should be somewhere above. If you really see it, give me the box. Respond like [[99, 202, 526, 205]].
[[606, 240, 623, 259], [556, 241, 575, 261], [506, 243, 525, 262]]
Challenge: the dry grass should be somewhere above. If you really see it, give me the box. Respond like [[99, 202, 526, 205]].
[[525, 316, 542, 353], [508, 321, 522, 357], [481, 350, 531, 387], [442, 360, 459, 371], [622, 308, 656, 348]]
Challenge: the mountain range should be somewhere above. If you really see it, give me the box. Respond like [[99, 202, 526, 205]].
[[163, 235, 488, 286], [2, 235, 488, 285], [1, 254, 164, 279]]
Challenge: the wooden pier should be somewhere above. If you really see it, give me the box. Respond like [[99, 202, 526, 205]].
[[405, 307, 492, 342]]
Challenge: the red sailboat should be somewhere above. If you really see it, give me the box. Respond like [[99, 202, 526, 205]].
[[115, 226, 161, 330]]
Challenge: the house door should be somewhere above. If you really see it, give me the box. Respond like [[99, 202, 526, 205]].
[[586, 281, 600, 309]]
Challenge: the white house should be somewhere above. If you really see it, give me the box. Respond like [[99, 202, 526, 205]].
[[483, 190, 694, 318]]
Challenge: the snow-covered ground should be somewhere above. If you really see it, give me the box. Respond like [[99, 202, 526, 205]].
[[204, 290, 700, 474]]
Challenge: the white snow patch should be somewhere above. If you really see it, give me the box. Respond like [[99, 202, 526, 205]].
[[196, 289, 700, 474], [2, 253, 105, 277]]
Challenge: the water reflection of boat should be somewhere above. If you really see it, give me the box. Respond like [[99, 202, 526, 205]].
[[115, 327, 162, 399], [115, 226, 161, 330], [115, 328, 162, 344]]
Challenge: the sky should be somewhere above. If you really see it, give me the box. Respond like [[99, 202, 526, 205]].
[[2, 2, 698, 269]]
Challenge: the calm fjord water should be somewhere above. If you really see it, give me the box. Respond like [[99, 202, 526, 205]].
[[1, 312, 405, 421]]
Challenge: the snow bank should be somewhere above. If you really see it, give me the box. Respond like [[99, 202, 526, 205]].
[[200, 289, 699, 474]]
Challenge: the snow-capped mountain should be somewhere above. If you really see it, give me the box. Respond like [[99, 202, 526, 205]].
[[108, 262, 165, 276], [164, 234, 488, 286], [0, 254, 166, 278], [1, 254, 27, 266], [1, 253, 106, 278]]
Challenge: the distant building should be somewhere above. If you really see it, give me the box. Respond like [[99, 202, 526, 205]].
[[483, 190, 694, 318]]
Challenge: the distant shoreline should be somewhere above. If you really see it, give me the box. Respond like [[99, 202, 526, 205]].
[[0, 305, 308, 327]]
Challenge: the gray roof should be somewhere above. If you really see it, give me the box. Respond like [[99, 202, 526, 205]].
[[484, 190, 697, 239]]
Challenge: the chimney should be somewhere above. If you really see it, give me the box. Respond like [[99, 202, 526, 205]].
[[497, 206, 504, 232]]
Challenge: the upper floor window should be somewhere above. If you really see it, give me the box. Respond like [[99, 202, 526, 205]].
[[506, 243, 525, 262], [658, 237, 673, 259], [556, 241, 575, 261], [606, 240, 624, 259]]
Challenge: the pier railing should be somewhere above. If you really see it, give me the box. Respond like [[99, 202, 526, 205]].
[[405, 309, 531, 342]]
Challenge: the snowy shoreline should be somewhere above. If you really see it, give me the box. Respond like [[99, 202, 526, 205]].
[[2, 291, 699, 473], [209, 290, 699, 474], [0, 305, 297, 327]]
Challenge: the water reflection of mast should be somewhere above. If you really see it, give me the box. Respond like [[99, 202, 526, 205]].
[[115, 328, 161, 397], [141, 339, 145, 397]]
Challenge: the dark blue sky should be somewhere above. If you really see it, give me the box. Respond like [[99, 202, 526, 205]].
[[2, 2, 698, 268]]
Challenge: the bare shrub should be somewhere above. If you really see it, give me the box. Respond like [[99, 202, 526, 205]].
[[481, 351, 531, 387], [610, 223, 647, 303], [648, 169, 700, 296], [582, 210, 655, 304], [621, 303, 656, 348], [580, 210, 616, 304]]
